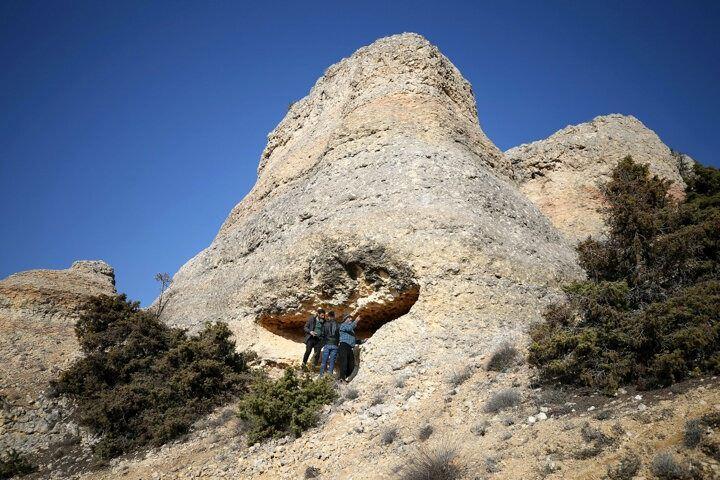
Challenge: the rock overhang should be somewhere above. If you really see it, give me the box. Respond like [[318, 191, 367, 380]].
[[254, 238, 421, 342]]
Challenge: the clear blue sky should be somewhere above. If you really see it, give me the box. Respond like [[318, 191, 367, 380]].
[[2, 0, 718, 305]]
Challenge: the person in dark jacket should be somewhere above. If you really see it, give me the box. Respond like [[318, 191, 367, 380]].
[[302, 308, 326, 367], [338, 314, 362, 381], [319, 311, 340, 376]]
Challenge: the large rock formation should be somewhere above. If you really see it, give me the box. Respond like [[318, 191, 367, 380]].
[[160, 33, 581, 366], [506, 114, 690, 242], [0, 260, 115, 454]]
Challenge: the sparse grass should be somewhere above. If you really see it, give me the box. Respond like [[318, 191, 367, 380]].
[[580, 423, 612, 446], [651, 452, 689, 480], [471, 420, 490, 437], [418, 424, 433, 441], [304, 465, 320, 479], [683, 419, 703, 448], [485, 455, 501, 473], [594, 410, 612, 421], [606, 453, 641, 480], [446, 365, 474, 387], [486, 342, 519, 372], [574, 422, 614, 459], [701, 440, 720, 462], [370, 391, 385, 406], [344, 387, 359, 401], [381, 427, 398, 445], [49, 434, 81, 460], [400, 444, 463, 480], [484, 389, 521, 413]]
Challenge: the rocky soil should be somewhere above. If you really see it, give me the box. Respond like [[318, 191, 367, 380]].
[[65, 360, 720, 480]]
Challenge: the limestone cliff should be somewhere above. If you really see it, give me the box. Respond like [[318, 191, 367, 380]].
[[506, 114, 691, 242], [0, 261, 115, 454], [159, 33, 581, 365]]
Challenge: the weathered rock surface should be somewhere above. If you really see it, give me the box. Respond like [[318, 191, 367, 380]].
[[159, 33, 581, 364], [506, 114, 690, 242], [0, 260, 115, 454]]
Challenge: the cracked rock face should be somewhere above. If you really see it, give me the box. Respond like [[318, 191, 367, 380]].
[[159, 33, 581, 364], [0, 261, 116, 454], [506, 114, 690, 242]]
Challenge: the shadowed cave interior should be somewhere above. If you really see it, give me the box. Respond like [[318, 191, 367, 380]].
[[257, 285, 420, 343]]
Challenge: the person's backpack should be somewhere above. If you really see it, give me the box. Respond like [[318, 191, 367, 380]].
[[325, 321, 340, 346]]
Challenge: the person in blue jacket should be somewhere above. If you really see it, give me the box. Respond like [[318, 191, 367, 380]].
[[338, 314, 362, 381]]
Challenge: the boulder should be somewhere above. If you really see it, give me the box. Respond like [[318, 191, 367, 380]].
[[0, 260, 115, 454], [506, 114, 691, 242]]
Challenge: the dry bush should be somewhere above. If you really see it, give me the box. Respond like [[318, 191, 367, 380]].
[[486, 342, 519, 372], [418, 424, 433, 441], [381, 427, 398, 445], [606, 453, 641, 480], [651, 452, 689, 480], [400, 444, 464, 480], [0, 449, 35, 478], [683, 419, 703, 448], [446, 365, 474, 387], [304, 465, 320, 479], [344, 387, 359, 401], [484, 389, 521, 413]]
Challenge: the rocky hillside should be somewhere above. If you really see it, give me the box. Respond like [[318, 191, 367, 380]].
[[506, 114, 692, 242], [4, 33, 718, 480], [0, 261, 115, 455]]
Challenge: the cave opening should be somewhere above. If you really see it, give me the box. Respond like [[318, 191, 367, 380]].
[[257, 285, 420, 343]]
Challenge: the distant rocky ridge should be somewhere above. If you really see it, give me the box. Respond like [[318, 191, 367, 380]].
[[506, 114, 692, 242], [0, 261, 115, 454]]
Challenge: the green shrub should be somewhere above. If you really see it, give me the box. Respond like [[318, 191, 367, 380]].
[[237, 368, 336, 444], [53, 294, 249, 459], [529, 158, 720, 391], [0, 449, 35, 479]]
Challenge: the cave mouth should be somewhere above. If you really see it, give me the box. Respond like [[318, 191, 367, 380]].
[[257, 285, 420, 343]]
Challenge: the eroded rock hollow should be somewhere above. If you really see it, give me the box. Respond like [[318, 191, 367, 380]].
[[256, 239, 420, 341]]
